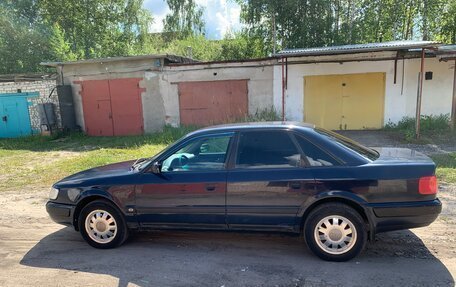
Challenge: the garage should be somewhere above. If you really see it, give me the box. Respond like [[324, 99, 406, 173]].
[[178, 80, 248, 126], [78, 78, 144, 136], [304, 72, 385, 130]]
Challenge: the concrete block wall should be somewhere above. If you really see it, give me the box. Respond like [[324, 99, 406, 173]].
[[0, 80, 60, 132]]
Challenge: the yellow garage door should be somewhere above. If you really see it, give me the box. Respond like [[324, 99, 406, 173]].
[[304, 73, 385, 130]]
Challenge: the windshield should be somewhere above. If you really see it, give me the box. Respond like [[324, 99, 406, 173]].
[[314, 128, 379, 161]]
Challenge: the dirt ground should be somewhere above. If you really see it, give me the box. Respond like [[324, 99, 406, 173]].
[[0, 131, 455, 287]]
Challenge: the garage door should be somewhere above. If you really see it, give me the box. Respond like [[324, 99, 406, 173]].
[[178, 80, 248, 126], [304, 73, 385, 130], [0, 93, 35, 138], [79, 78, 144, 136]]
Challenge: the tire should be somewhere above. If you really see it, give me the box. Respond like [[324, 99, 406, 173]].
[[304, 203, 367, 262], [78, 200, 129, 249]]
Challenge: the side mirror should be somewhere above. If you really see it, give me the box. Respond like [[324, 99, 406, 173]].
[[151, 161, 162, 174]]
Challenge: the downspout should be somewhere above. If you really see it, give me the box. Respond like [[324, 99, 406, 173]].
[[281, 56, 285, 121], [452, 59, 456, 130], [415, 48, 425, 139]]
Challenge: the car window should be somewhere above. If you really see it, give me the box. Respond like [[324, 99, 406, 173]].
[[314, 128, 379, 161], [161, 134, 232, 172], [235, 130, 301, 169], [295, 135, 340, 167]]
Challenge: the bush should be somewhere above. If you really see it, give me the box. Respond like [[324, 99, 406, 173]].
[[244, 107, 281, 122], [385, 114, 450, 132], [384, 114, 451, 141]]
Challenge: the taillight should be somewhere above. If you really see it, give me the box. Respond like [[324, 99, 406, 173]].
[[419, 176, 438, 195]]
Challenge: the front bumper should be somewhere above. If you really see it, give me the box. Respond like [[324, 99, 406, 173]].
[[46, 201, 76, 227], [369, 199, 442, 233]]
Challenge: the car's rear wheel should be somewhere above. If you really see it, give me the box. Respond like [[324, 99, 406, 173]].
[[304, 203, 367, 261], [78, 200, 128, 249]]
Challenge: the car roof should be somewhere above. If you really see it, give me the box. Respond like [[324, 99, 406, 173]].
[[188, 121, 315, 136]]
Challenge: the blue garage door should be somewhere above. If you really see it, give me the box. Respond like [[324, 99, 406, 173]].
[[0, 93, 37, 138]]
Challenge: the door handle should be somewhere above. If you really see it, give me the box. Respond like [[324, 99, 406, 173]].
[[2, 116, 7, 122], [205, 185, 216, 192]]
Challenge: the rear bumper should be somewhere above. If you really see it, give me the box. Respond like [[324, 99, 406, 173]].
[[46, 201, 75, 227], [368, 199, 442, 233]]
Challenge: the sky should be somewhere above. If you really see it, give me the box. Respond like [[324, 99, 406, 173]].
[[143, 0, 243, 39]]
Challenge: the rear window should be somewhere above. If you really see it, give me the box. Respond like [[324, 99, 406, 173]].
[[314, 128, 380, 161]]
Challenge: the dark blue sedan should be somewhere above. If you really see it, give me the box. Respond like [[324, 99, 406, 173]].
[[46, 122, 441, 261]]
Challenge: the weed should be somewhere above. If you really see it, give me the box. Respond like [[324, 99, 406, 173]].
[[244, 107, 281, 122], [431, 153, 456, 184], [384, 114, 453, 142]]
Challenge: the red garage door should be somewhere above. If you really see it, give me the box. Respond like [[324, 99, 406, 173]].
[[78, 78, 144, 136], [178, 80, 248, 126]]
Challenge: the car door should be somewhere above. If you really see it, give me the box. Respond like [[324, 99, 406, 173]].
[[226, 129, 316, 231], [135, 132, 234, 229]]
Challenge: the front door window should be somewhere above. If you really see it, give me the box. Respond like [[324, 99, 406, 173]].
[[161, 134, 233, 172]]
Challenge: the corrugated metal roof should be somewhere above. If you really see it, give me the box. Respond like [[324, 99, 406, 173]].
[[436, 45, 456, 61], [438, 44, 456, 53], [41, 54, 197, 67], [276, 40, 440, 57]]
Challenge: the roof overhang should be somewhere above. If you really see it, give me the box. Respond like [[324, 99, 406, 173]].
[[41, 54, 197, 67], [275, 41, 441, 58], [437, 45, 456, 61]]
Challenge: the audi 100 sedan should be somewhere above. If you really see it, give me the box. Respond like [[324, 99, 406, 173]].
[[46, 122, 441, 261]]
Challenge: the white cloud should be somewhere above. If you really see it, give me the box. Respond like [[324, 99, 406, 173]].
[[144, 0, 170, 33], [143, 0, 243, 39]]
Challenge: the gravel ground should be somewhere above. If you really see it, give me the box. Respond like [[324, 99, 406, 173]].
[[0, 185, 454, 287]]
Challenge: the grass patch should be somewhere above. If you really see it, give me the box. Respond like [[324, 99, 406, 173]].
[[384, 114, 456, 144], [431, 153, 456, 184], [0, 126, 194, 191], [0, 125, 195, 152]]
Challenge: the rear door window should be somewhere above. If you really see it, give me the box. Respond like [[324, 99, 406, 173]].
[[235, 130, 301, 168], [295, 135, 340, 167]]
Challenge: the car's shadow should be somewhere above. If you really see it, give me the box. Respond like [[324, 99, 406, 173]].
[[20, 228, 454, 287]]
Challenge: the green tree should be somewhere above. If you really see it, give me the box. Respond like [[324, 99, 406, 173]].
[[217, 32, 266, 60], [163, 0, 205, 37], [36, 0, 153, 60], [237, 0, 456, 55], [49, 23, 78, 61], [438, 0, 456, 43], [166, 35, 222, 60], [0, 3, 52, 74]]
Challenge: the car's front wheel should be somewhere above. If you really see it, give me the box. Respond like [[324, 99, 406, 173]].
[[78, 200, 128, 249], [304, 203, 367, 261]]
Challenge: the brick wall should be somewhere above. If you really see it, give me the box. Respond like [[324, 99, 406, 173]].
[[0, 80, 60, 132]]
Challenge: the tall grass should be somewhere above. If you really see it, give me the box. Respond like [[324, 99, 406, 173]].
[[384, 114, 452, 141], [244, 107, 281, 122]]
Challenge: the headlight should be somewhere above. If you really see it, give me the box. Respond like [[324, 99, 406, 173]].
[[49, 188, 59, 200], [67, 188, 81, 202]]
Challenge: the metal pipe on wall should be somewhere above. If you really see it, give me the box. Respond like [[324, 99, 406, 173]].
[[415, 48, 425, 139], [281, 57, 285, 121], [452, 59, 456, 129]]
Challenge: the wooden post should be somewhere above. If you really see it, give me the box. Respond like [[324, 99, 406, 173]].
[[451, 59, 456, 130], [415, 48, 425, 139]]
